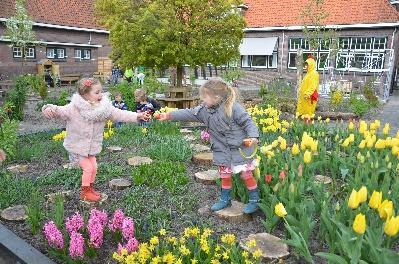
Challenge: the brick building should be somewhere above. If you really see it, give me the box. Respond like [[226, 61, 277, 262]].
[[238, 0, 399, 100], [0, 0, 111, 79]]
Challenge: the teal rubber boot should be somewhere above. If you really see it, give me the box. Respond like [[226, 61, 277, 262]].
[[211, 188, 231, 211], [243, 189, 259, 214]]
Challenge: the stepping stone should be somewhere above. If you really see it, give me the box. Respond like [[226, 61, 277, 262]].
[[1, 205, 28, 221], [180, 128, 193, 134], [184, 135, 196, 141], [63, 162, 79, 169], [192, 152, 213, 166], [214, 201, 252, 223], [45, 190, 74, 203], [190, 144, 210, 153], [198, 205, 211, 216], [109, 178, 132, 190], [315, 175, 332, 184], [240, 233, 289, 260], [80, 193, 108, 209], [7, 164, 28, 173], [195, 169, 219, 185], [106, 146, 122, 152], [127, 156, 153, 166]]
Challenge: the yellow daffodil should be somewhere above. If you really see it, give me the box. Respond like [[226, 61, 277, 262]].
[[349, 121, 354, 130], [384, 216, 399, 237], [159, 229, 166, 236], [378, 200, 394, 220], [142, 127, 148, 134], [348, 189, 360, 209], [369, 190, 382, 209], [303, 150, 312, 164], [252, 249, 263, 259], [359, 140, 366, 149], [291, 143, 300, 155], [353, 213, 366, 234], [246, 239, 257, 248], [275, 202, 287, 217], [358, 186, 368, 203]]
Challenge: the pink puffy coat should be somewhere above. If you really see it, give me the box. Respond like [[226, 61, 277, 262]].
[[43, 93, 138, 156]]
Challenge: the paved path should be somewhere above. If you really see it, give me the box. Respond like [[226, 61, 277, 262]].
[[371, 90, 399, 136]]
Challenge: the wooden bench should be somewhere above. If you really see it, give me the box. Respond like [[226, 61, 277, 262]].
[[0, 80, 13, 98], [60, 74, 81, 86]]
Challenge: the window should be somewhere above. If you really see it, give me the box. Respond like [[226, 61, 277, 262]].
[[46, 48, 66, 59], [241, 53, 278, 69], [288, 38, 330, 70], [13, 46, 35, 58], [336, 37, 387, 71], [75, 49, 91, 60]]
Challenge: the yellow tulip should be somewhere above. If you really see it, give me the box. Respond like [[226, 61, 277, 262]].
[[383, 123, 390, 135], [348, 122, 354, 130], [384, 216, 399, 237], [310, 140, 318, 152], [291, 144, 300, 155], [280, 139, 287, 150], [369, 191, 382, 209], [342, 138, 350, 147], [378, 200, 394, 220], [375, 139, 386, 149], [353, 213, 366, 234], [325, 118, 330, 123], [358, 186, 368, 203], [392, 146, 399, 156], [348, 189, 360, 209], [303, 150, 312, 164], [274, 202, 287, 218]]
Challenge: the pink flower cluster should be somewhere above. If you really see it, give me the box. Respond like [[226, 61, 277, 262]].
[[69, 231, 84, 259], [108, 209, 125, 232], [200, 130, 210, 143], [43, 221, 64, 249], [88, 209, 107, 249], [109, 210, 138, 254], [65, 212, 84, 234]]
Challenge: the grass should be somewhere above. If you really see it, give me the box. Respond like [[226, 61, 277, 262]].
[[0, 171, 37, 209]]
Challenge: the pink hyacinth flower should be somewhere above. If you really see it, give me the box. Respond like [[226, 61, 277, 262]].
[[43, 221, 64, 249], [90, 208, 108, 227], [122, 217, 135, 240], [200, 130, 210, 143], [108, 209, 125, 232], [88, 216, 104, 249], [65, 212, 84, 234], [117, 237, 139, 254], [69, 232, 84, 259]]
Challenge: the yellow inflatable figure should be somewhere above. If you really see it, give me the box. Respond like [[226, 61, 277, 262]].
[[296, 56, 319, 117]]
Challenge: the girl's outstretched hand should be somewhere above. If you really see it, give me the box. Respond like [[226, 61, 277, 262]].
[[137, 112, 151, 121], [43, 107, 56, 118], [243, 138, 259, 147]]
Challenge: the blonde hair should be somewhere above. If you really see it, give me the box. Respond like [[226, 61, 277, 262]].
[[134, 89, 147, 101], [199, 77, 237, 118], [77, 78, 101, 95]]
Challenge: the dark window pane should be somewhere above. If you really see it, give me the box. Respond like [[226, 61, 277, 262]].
[[252, 56, 267, 66]]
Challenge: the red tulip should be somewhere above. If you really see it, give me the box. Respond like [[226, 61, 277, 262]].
[[279, 170, 286, 180], [265, 174, 272, 183]]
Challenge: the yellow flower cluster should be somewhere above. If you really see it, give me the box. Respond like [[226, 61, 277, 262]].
[[52, 130, 67, 141], [113, 227, 261, 264], [300, 132, 318, 164], [259, 136, 287, 159], [103, 120, 115, 139], [341, 134, 355, 147], [154, 106, 178, 115], [349, 188, 399, 237], [248, 105, 290, 134]]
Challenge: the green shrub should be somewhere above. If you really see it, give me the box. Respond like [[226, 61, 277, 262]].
[[5, 75, 30, 120], [109, 81, 139, 109], [0, 114, 19, 159], [140, 135, 192, 162], [0, 172, 37, 209]]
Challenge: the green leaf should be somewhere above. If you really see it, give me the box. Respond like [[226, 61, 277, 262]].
[[315, 252, 348, 264]]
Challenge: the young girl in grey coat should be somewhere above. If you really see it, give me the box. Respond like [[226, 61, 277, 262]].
[[158, 78, 260, 214]]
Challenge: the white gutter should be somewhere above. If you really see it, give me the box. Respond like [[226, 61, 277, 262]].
[[0, 18, 109, 34], [244, 22, 399, 32], [0, 37, 102, 48]]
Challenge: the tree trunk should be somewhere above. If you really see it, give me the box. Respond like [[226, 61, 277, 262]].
[[176, 65, 183, 87], [296, 48, 303, 99], [21, 47, 25, 75]]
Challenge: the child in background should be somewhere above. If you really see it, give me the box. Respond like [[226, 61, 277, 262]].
[[158, 78, 260, 214], [43, 78, 150, 202], [112, 92, 128, 128], [134, 89, 160, 126]]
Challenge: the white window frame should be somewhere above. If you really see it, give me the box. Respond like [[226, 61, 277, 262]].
[[57, 48, 65, 59], [288, 38, 330, 71], [25, 47, 35, 58], [75, 49, 82, 59], [83, 49, 91, 60], [13, 47, 22, 58], [46, 48, 55, 58]]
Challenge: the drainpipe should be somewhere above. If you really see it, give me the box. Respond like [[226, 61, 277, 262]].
[[281, 30, 285, 73]]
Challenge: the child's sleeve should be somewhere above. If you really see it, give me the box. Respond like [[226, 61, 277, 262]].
[[169, 105, 205, 123], [122, 103, 128, 111], [42, 103, 72, 120], [150, 98, 161, 111], [232, 103, 259, 138], [110, 108, 138, 123]]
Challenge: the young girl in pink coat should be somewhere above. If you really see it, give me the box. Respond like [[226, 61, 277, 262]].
[[42, 78, 150, 202]]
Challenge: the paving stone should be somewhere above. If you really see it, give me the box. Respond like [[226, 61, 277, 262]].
[[214, 201, 252, 223], [190, 143, 211, 153], [106, 146, 123, 152], [192, 152, 213, 166], [63, 162, 79, 169], [315, 175, 332, 184], [80, 193, 108, 209], [240, 233, 289, 260], [127, 156, 153, 166], [1, 205, 28, 221], [180, 128, 193, 134], [109, 178, 132, 190], [195, 169, 219, 184], [46, 190, 74, 203], [7, 164, 28, 173]]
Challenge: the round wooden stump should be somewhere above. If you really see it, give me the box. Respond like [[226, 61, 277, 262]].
[[63, 162, 79, 169], [240, 233, 290, 260], [180, 128, 193, 134], [7, 164, 28, 173], [80, 193, 108, 209], [109, 178, 132, 190], [1, 205, 28, 221], [195, 169, 219, 185], [315, 175, 332, 184], [46, 190, 74, 203], [198, 206, 211, 216], [190, 144, 211, 153], [127, 156, 153, 166], [192, 152, 213, 166], [106, 146, 123, 152], [214, 201, 252, 223], [184, 135, 196, 141]]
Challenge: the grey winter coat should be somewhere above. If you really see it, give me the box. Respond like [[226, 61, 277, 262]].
[[170, 102, 259, 167]]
